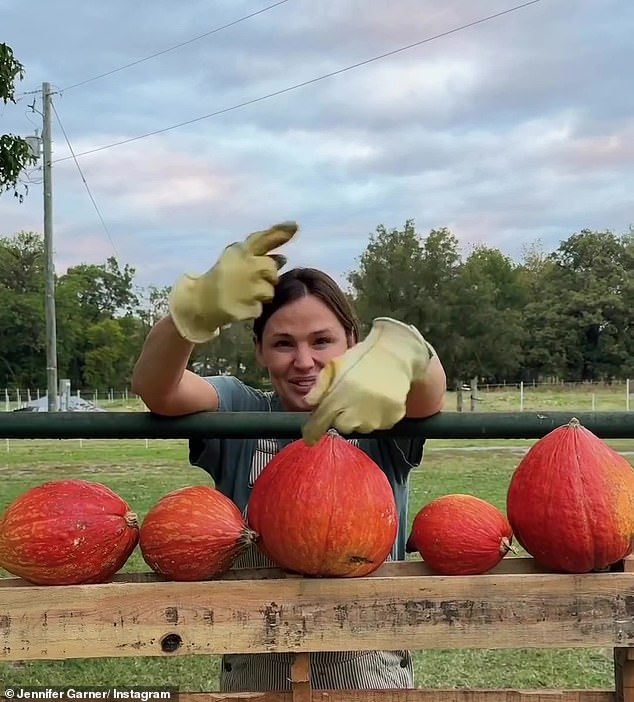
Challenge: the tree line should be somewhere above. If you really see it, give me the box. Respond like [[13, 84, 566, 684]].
[[0, 223, 632, 393]]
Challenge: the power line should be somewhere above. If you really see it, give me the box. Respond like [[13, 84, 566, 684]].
[[14, 88, 43, 99], [51, 101, 120, 259], [59, 0, 290, 93], [53, 0, 544, 164]]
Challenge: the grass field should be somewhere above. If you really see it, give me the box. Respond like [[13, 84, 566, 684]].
[[1, 384, 633, 691]]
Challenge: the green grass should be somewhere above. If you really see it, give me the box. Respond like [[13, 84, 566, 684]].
[[447, 381, 632, 413], [2, 433, 632, 691]]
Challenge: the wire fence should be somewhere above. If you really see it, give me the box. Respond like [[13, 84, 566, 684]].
[[2, 379, 632, 413], [453, 379, 632, 412]]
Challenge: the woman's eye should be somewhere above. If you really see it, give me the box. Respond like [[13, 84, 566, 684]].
[[274, 340, 292, 347], [314, 337, 333, 346]]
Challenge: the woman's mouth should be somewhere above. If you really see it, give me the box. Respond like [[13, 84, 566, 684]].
[[289, 378, 317, 393]]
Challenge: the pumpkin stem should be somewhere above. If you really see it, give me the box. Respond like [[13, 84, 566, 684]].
[[241, 527, 259, 546], [500, 537, 517, 555], [124, 511, 139, 528]]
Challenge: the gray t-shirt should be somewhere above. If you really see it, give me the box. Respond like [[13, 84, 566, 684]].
[[188, 375, 426, 692]]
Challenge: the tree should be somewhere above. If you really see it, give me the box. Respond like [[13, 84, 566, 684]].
[[416, 227, 463, 382], [58, 257, 138, 321], [56, 258, 141, 388], [517, 240, 572, 380], [516, 230, 634, 381], [83, 318, 140, 390], [1, 44, 38, 202], [452, 245, 527, 382], [347, 220, 426, 331], [347, 222, 464, 383], [548, 229, 634, 380], [136, 285, 170, 334], [0, 231, 46, 387]]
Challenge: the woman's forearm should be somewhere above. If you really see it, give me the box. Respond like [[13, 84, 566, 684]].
[[405, 355, 447, 418], [131, 315, 218, 415]]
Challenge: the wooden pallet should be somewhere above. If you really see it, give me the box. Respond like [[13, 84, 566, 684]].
[[2, 557, 633, 702]]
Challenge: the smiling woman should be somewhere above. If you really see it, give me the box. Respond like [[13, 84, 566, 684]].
[[252, 267, 359, 412], [130, 221, 447, 693]]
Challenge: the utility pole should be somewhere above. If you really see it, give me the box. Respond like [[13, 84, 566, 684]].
[[42, 82, 58, 412]]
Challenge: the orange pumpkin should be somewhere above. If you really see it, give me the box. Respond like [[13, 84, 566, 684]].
[[406, 494, 514, 575], [140, 485, 256, 581], [506, 417, 634, 573], [247, 431, 398, 577], [0, 479, 139, 585]]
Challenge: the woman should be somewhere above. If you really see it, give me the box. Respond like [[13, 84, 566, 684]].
[[131, 221, 446, 692]]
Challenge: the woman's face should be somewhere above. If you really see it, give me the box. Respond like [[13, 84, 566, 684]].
[[257, 294, 351, 411]]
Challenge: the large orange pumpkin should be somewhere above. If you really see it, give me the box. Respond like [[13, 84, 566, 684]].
[[506, 417, 634, 573], [406, 494, 514, 575], [140, 485, 256, 581], [0, 479, 139, 585], [246, 431, 398, 577]]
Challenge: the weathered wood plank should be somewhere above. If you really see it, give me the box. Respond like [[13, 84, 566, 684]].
[[0, 555, 623, 589], [614, 648, 634, 701], [614, 559, 634, 701], [2, 570, 634, 661], [290, 652, 311, 702], [0, 556, 553, 589]]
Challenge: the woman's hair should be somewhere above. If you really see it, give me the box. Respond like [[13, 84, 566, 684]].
[[253, 267, 361, 344]]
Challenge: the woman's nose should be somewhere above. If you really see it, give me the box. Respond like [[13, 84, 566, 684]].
[[293, 344, 315, 369]]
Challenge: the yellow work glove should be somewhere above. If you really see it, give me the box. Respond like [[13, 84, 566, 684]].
[[168, 221, 298, 343], [301, 317, 435, 445]]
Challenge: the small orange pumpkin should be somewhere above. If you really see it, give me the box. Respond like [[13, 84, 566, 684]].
[[140, 486, 256, 581], [406, 494, 514, 575]]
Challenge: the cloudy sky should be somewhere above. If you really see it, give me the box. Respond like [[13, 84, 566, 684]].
[[1, 0, 632, 293]]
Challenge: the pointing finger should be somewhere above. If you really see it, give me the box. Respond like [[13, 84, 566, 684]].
[[304, 361, 337, 407], [302, 400, 339, 446], [244, 221, 298, 256]]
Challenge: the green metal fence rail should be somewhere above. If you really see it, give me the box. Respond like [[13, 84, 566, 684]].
[[0, 411, 632, 439]]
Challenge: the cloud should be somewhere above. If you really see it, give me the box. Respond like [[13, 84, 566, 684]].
[[1, 0, 632, 294]]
